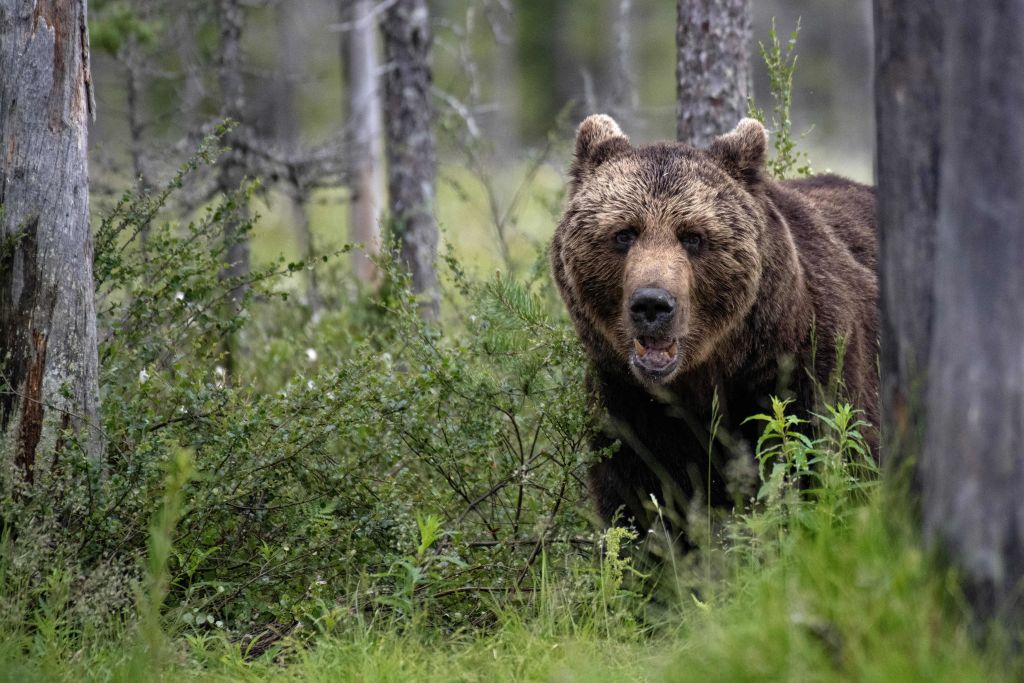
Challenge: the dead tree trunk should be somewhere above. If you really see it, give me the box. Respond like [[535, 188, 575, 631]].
[[381, 0, 439, 318], [877, 0, 1024, 627], [343, 0, 384, 286], [0, 0, 103, 476], [675, 0, 751, 146]]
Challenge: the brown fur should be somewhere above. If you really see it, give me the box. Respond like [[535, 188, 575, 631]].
[[551, 115, 878, 536]]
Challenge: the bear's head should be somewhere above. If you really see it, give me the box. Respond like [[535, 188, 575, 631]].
[[553, 114, 770, 386]]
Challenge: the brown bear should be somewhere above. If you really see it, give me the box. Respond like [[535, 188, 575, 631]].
[[551, 114, 878, 537]]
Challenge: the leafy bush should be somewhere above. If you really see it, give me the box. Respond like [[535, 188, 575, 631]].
[[1, 135, 611, 651]]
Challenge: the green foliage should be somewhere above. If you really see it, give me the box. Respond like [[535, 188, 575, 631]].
[[748, 19, 814, 179], [1, 135, 606, 656], [89, 0, 161, 56]]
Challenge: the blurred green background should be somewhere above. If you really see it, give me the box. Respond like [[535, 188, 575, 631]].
[[88, 0, 873, 273]]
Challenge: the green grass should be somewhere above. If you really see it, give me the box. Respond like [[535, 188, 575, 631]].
[[2, 482, 1014, 682]]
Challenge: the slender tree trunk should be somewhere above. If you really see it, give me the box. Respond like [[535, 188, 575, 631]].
[[343, 0, 384, 285], [675, 0, 751, 146], [215, 0, 249, 372], [216, 0, 249, 308], [0, 0, 102, 477], [609, 0, 638, 134], [877, 0, 1024, 627], [874, 1, 942, 471], [552, 0, 579, 118], [381, 0, 439, 318]]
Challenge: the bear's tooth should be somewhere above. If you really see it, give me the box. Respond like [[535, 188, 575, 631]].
[[668, 340, 679, 357], [634, 339, 647, 357]]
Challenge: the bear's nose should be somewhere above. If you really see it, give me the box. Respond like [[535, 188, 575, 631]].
[[629, 288, 676, 326]]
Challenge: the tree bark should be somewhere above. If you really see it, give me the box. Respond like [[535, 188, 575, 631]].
[[874, 1, 942, 470], [343, 0, 384, 285], [675, 0, 751, 147], [923, 0, 1024, 626], [215, 0, 249, 311], [877, 0, 1024, 627], [0, 0, 102, 476], [381, 0, 438, 318], [215, 0, 249, 372]]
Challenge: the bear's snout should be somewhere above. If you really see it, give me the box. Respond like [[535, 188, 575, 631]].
[[628, 287, 677, 331]]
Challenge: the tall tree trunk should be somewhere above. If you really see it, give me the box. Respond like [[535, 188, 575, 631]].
[[675, 0, 751, 146], [608, 0, 638, 134], [874, 1, 942, 471], [215, 0, 249, 371], [0, 0, 103, 477], [924, 0, 1024, 627], [273, 1, 320, 316], [343, 0, 384, 285], [381, 0, 438, 318], [216, 0, 249, 304], [878, 0, 1024, 627]]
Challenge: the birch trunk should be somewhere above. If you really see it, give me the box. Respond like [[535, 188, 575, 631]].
[[343, 0, 384, 285], [0, 0, 103, 478]]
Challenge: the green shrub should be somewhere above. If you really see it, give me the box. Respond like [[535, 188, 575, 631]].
[[1, 135, 607, 649]]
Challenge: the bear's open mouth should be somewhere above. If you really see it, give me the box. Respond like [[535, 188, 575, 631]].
[[631, 336, 680, 379]]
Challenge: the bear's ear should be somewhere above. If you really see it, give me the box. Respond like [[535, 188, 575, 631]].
[[707, 118, 768, 187], [569, 114, 631, 192]]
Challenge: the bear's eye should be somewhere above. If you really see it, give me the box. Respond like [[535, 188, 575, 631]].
[[614, 228, 638, 250], [679, 232, 704, 253]]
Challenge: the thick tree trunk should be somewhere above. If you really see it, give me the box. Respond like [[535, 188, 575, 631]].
[[877, 0, 1024, 627], [874, 2, 942, 470], [381, 0, 439, 318], [0, 0, 102, 477], [216, 0, 250, 310], [675, 0, 751, 146], [343, 0, 384, 285], [923, 1, 1024, 626]]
